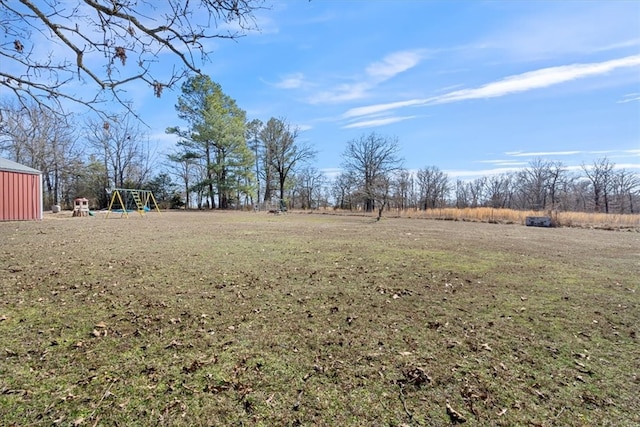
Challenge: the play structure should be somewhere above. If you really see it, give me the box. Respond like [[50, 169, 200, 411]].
[[105, 188, 160, 218], [72, 198, 90, 217]]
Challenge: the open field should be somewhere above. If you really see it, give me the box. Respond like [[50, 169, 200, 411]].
[[1, 211, 639, 426]]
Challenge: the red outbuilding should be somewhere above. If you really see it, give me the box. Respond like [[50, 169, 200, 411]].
[[0, 157, 43, 221]]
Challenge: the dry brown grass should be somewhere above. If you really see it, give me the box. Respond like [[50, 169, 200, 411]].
[[323, 207, 640, 229]]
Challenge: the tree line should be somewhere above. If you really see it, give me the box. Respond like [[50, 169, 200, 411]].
[[1, 77, 638, 214]]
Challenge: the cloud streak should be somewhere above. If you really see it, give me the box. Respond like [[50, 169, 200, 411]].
[[505, 151, 582, 157], [343, 116, 416, 129], [274, 73, 307, 89], [343, 55, 640, 120], [306, 49, 427, 104], [618, 92, 640, 103], [365, 51, 424, 80], [433, 55, 640, 104]]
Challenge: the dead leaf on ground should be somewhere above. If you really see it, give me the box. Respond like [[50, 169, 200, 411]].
[[165, 339, 183, 349], [91, 329, 107, 337], [402, 366, 432, 387], [183, 360, 203, 373], [446, 402, 467, 424]]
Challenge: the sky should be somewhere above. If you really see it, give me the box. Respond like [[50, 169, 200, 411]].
[[6, 1, 640, 180]]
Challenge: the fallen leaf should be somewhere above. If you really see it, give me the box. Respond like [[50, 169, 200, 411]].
[[165, 340, 182, 349], [446, 402, 467, 424], [95, 321, 107, 328], [402, 366, 431, 386]]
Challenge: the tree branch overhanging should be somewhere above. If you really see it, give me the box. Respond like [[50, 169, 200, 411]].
[[0, 0, 265, 115]]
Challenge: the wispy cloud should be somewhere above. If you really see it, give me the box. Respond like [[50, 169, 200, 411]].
[[446, 166, 524, 179], [274, 73, 307, 89], [432, 55, 640, 104], [476, 160, 529, 166], [306, 49, 428, 104], [618, 92, 640, 103], [505, 151, 582, 157], [309, 82, 370, 104], [343, 55, 640, 120], [343, 100, 424, 119], [365, 51, 424, 80], [343, 116, 416, 129]]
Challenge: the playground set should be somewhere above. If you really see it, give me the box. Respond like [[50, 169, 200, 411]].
[[105, 188, 160, 218], [72, 198, 90, 217]]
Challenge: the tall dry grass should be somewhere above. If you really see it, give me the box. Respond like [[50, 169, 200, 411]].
[[398, 207, 640, 229], [317, 207, 640, 229]]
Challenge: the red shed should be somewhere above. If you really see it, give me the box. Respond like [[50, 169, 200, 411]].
[[0, 157, 43, 221]]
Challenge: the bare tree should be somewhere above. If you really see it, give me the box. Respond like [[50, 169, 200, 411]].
[[455, 179, 469, 208], [416, 166, 450, 210], [260, 118, 315, 203], [392, 169, 414, 210], [483, 174, 512, 209], [468, 177, 487, 208], [85, 111, 150, 193], [293, 166, 326, 209], [516, 158, 551, 210], [342, 132, 403, 213], [332, 172, 355, 210], [546, 161, 566, 211], [0, 0, 264, 114], [582, 157, 615, 213], [610, 169, 640, 214], [0, 100, 80, 207], [167, 149, 199, 209]]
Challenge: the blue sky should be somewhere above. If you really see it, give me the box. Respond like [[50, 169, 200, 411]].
[[8, 1, 640, 180], [150, 0, 639, 179]]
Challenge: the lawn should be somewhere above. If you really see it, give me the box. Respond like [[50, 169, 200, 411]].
[[1, 211, 638, 426]]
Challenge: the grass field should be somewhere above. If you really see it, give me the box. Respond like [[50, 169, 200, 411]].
[[1, 211, 639, 426]]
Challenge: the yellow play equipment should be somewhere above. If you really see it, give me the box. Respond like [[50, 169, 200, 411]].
[[105, 188, 161, 218]]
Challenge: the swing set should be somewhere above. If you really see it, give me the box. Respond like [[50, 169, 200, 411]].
[[105, 188, 161, 218]]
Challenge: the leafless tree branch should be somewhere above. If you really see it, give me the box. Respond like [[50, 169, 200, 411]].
[[0, 0, 265, 115]]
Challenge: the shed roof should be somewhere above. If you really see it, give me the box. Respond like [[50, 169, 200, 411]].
[[0, 157, 41, 175]]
